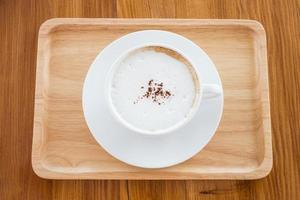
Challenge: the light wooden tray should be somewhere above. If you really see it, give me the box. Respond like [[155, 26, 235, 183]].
[[32, 18, 272, 179]]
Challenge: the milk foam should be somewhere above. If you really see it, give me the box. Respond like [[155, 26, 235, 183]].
[[110, 47, 198, 134]]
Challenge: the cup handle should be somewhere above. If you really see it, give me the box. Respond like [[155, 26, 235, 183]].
[[202, 84, 222, 99]]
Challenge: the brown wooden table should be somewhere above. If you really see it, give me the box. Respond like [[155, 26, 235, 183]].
[[1, 0, 299, 199]]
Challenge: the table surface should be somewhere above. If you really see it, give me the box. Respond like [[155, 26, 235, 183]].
[[0, 0, 299, 199]]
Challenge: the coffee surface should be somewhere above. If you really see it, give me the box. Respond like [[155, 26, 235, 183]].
[[110, 46, 199, 133]]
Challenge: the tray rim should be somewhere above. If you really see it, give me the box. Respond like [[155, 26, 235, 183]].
[[32, 18, 272, 180]]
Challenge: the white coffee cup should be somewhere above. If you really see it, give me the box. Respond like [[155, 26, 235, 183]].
[[105, 44, 222, 136]]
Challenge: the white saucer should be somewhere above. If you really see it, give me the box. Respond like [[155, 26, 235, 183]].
[[82, 30, 223, 168]]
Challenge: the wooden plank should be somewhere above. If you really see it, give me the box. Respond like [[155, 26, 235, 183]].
[[0, 0, 53, 199], [52, 180, 128, 200], [127, 181, 186, 200]]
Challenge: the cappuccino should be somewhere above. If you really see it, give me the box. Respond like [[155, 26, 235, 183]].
[[109, 46, 200, 134]]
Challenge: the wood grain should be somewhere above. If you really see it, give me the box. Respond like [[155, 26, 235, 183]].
[[32, 18, 271, 180], [0, 0, 299, 199]]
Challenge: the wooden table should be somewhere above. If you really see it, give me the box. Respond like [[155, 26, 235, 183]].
[[0, 0, 299, 199]]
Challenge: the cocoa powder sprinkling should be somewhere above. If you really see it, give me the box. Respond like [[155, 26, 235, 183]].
[[134, 79, 173, 105]]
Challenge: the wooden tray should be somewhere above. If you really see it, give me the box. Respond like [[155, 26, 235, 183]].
[[32, 18, 272, 179]]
